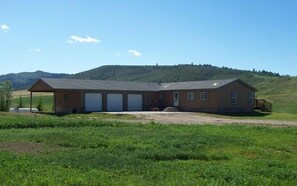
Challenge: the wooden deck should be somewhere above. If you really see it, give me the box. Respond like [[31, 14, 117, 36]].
[[255, 99, 272, 112]]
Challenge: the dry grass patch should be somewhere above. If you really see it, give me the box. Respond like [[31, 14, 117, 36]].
[[12, 90, 53, 98], [0, 141, 63, 155]]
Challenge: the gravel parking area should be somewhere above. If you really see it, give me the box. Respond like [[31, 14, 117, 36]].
[[109, 112, 297, 127]]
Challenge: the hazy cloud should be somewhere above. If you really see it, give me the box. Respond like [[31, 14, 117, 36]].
[[68, 35, 101, 44], [0, 24, 10, 32], [128, 49, 141, 57], [29, 48, 42, 53], [115, 52, 121, 56]]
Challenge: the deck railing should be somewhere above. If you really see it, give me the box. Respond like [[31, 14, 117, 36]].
[[255, 99, 272, 112]]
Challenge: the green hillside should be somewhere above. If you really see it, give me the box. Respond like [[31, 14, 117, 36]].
[[0, 70, 68, 90], [71, 65, 297, 114]]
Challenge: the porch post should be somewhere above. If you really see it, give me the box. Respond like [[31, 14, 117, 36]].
[[54, 92, 56, 113], [30, 91, 32, 112]]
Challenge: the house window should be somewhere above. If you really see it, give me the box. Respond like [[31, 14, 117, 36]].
[[187, 92, 195, 101], [231, 92, 237, 104], [248, 92, 254, 105], [200, 92, 208, 101], [64, 92, 69, 101]]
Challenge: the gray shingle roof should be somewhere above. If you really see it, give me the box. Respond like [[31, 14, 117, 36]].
[[35, 78, 162, 91], [29, 78, 256, 92], [161, 79, 236, 90]]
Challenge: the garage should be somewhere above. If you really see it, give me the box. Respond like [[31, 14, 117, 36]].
[[128, 94, 143, 111], [85, 93, 102, 112], [107, 93, 123, 111]]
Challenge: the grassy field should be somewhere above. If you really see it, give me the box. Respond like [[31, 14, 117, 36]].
[[201, 111, 297, 121], [0, 112, 297, 185], [254, 76, 297, 114]]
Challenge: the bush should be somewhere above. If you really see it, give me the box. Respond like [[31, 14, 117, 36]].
[[36, 97, 43, 112]]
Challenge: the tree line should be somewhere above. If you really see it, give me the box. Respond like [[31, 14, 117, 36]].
[[0, 80, 43, 112], [0, 80, 12, 111]]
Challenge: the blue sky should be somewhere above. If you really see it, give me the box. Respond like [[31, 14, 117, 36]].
[[0, 0, 296, 75]]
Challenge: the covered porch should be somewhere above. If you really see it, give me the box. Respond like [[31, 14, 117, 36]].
[[28, 79, 55, 112]]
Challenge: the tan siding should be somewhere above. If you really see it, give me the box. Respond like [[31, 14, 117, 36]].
[[164, 90, 219, 112], [55, 90, 83, 113], [142, 92, 159, 110], [162, 91, 174, 108], [161, 80, 255, 113], [30, 80, 53, 92], [32, 79, 255, 113], [216, 81, 255, 112], [54, 90, 159, 113]]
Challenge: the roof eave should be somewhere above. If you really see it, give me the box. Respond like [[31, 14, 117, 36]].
[[28, 78, 54, 92], [237, 79, 257, 91]]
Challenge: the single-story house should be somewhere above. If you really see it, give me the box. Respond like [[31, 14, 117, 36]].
[[28, 78, 256, 113]]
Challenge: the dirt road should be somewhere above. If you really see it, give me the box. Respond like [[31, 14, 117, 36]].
[[115, 112, 297, 127]]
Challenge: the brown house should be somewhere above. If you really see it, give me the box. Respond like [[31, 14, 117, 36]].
[[28, 78, 256, 113]]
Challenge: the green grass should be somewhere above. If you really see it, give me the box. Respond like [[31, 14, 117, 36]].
[[201, 111, 297, 121], [0, 113, 297, 185], [255, 76, 297, 114], [11, 95, 53, 112]]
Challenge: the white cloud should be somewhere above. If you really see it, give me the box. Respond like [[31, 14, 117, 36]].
[[115, 53, 121, 56], [67, 40, 74, 44], [29, 48, 42, 53], [128, 49, 141, 57], [1, 24, 10, 32], [68, 35, 101, 44]]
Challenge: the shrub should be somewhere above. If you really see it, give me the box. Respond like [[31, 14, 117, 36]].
[[36, 97, 43, 112]]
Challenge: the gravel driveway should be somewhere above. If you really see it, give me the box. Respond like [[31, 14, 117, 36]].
[[111, 112, 297, 127]]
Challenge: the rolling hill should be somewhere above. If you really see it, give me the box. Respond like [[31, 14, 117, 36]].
[[70, 64, 280, 83], [0, 71, 68, 90]]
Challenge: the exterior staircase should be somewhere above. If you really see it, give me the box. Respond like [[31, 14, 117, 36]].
[[255, 99, 272, 112]]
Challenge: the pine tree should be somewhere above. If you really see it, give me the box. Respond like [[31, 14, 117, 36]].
[[18, 95, 23, 109], [0, 92, 4, 111], [36, 96, 43, 112]]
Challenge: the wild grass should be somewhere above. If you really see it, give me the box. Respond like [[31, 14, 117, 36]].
[[255, 76, 297, 114], [0, 113, 297, 185], [0, 112, 135, 129]]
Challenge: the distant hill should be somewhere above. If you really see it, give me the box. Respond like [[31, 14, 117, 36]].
[[0, 71, 68, 90], [70, 65, 297, 114], [70, 64, 281, 83]]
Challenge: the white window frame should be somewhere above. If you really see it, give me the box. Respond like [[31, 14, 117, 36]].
[[200, 92, 208, 101], [187, 92, 195, 101], [173, 92, 179, 107], [248, 92, 254, 105], [231, 92, 237, 105]]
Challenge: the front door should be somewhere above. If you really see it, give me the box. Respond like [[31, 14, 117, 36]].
[[173, 92, 179, 107]]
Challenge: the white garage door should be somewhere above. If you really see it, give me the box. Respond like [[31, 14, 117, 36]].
[[107, 94, 123, 111], [85, 93, 102, 112], [128, 94, 143, 111]]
